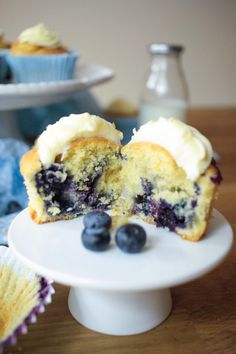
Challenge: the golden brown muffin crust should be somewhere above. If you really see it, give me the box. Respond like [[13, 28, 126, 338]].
[[20, 148, 42, 178], [10, 41, 68, 55]]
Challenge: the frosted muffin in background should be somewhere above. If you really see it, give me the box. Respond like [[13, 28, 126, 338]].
[[7, 23, 78, 83], [0, 30, 10, 49], [104, 98, 139, 144]]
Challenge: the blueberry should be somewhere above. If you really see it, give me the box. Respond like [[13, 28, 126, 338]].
[[115, 223, 146, 253], [83, 211, 111, 229], [81, 227, 111, 251], [210, 158, 223, 185], [141, 178, 153, 196], [194, 182, 201, 195], [155, 199, 186, 231]]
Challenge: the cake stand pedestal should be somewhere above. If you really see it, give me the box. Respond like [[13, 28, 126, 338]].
[[8, 209, 233, 336], [68, 287, 172, 335]]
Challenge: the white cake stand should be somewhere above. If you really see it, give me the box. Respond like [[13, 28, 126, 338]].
[[8, 209, 233, 336]]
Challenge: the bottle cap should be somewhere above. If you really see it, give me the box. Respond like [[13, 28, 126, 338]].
[[149, 43, 184, 55]]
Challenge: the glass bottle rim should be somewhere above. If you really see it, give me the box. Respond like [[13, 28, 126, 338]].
[[149, 43, 184, 55]]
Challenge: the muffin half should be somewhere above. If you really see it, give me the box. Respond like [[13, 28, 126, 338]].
[[20, 113, 123, 223]]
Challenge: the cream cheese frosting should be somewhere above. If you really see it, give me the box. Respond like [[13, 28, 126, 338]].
[[130, 117, 213, 180], [18, 23, 61, 49], [37, 113, 123, 166]]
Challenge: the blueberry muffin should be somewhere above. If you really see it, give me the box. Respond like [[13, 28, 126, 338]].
[[20, 113, 123, 223], [20, 114, 221, 241], [120, 118, 221, 241]]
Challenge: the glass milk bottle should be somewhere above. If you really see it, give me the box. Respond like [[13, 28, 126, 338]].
[[139, 43, 189, 125]]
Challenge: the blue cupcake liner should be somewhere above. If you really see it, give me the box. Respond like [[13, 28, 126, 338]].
[[6, 50, 78, 83], [0, 50, 9, 83]]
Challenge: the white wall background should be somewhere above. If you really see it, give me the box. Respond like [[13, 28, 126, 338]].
[[1, 0, 235, 107]]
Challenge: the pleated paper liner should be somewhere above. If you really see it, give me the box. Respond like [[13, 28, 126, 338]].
[[0, 246, 54, 352]]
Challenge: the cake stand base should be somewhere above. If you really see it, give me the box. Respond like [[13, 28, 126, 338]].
[[68, 287, 172, 335]]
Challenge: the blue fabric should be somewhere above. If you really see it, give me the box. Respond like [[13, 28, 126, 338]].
[[0, 212, 18, 246], [0, 138, 29, 217], [0, 139, 29, 245]]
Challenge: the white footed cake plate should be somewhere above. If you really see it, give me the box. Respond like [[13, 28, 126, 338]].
[[8, 209, 233, 335]]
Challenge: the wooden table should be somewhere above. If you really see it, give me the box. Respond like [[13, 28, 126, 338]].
[[5, 109, 236, 354]]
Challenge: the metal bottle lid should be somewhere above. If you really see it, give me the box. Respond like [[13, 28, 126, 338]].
[[149, 43, 184, 55]]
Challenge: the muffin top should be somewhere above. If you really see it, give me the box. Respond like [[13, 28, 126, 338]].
[[18, 23, 61, 49], [11, 23, 68, 55], [36, 113, 123, 166], [130, 117, 213, 181]]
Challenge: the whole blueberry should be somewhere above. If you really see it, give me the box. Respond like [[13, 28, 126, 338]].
[[83, 211, 111, 230], [115, 223, 147, 253], [81, 227, 111, 251]]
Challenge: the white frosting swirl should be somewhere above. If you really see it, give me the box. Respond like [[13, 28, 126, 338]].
[[18, 23, 61, 49], [37, 113, 123, 166], [130, 117, 213, 180]]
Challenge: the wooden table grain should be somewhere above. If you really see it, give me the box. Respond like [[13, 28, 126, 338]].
[[5, 109, 236, 354]]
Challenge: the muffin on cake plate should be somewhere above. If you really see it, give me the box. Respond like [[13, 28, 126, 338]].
[[6, 23, 78, 83], [12, 114, 231, 337]]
